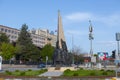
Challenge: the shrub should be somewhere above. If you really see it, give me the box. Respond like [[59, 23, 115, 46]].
[[106, 70, 114, 72], [5, 70, 9, 73], [100, 69, 104, 71], [28, 69, 32, 71], [80, 68, 83, 70], [64, 69, 71, 73], [44, 69, 48, 72], [38, 69, 48, 74], [73, 73, 79, 76], [110, 70, 114, 72], [102, 71, 108, 75], [15, 70, 20, 72], [20, 71, 25, 76], [106, 70, 111, 72], [5, 70, 12, 75], [90, 72, 96, 76]]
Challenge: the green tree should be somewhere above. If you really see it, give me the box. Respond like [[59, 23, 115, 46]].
[[16, 24, 40, 62], [17, 24, 33, 61], [28, 46, 41, 62], [41, 44, 54, 62], [0, 42, 17, 60], [17, 24, 32, 45], [0, 32, 9, 44]]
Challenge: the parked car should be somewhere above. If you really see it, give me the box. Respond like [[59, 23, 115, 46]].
[[37, 63, 46, 68]]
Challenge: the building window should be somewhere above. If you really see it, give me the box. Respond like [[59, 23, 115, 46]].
[[12, 30, 14, 33], [8, 30, 11, 33], [1, 28, 4, 31], [5, 29, 7, 32], [14, 31, 17, 34]]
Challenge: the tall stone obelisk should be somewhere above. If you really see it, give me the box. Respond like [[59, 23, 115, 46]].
[[57, 10, 66, 49], [53, 11, 71, 66]]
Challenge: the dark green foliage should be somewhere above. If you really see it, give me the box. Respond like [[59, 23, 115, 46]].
[[100, 69, 104, 71], [5, 70, 9, 73], [102, 71, 108, 75], [17, 24, 32, 45], [5, 70, 12, 75], [16, 24, 41, 62], [106, 70, 114, 72], [41, 44, 54, 62], [38, 69, 48, 74], [89, 72, 96, 76], [20, 71, 25, 76], [110, 70, 114, 72], [15, 70, 20, 72], [0, 32, 9, 44], [17, 24, 33, 61], [64, 69, 71, 73], [73, 73, 79, 76], [63, 69, 115, 77], [80, 68, 83, 70], [28, 69, 32, 71]]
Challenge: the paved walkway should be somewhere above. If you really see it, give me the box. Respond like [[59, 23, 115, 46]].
[[39, 71, 63, 77]]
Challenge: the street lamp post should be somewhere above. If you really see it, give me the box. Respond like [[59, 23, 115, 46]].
[[116, 33, 120, 58], [115, 33, 120, 78]]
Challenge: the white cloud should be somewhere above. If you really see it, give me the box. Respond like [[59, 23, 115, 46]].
[[66, 30, 87, 36], [64, 12, 120, 27], [65, 12, 92, 22], [96, 14, 120, 26], [96, 41, 116, 46]]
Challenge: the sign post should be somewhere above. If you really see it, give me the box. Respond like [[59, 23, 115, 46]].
[[46, 56, 48, 68], [97, 52, 108, 69], [0, 56, 2, 70]]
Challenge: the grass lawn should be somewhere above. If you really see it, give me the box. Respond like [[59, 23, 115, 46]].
[[2, 68, 116, 78], [63, 68, 115, 77], [4, 69, 47, 76]]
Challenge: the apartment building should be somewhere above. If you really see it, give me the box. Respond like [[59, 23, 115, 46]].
[[47, 32, 57, 47], [0, 25, 20, 42], [0, 25, 57, 48], [29, 29, 57, 47]]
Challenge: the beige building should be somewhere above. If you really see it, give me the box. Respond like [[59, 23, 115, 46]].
[[47, 33, 57, 47], [0, 25, 57, 48], [0, 25, 20, 42], [29, 29, 57, 47]]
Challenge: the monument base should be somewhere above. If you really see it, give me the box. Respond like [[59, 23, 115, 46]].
[[48, 67, 75, 72], [55, 65, 61, 70]]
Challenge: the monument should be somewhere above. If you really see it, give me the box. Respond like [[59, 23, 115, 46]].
[[53, 11, 72, 66]]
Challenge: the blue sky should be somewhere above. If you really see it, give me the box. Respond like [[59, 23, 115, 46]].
[[0, 0, 120, 55]]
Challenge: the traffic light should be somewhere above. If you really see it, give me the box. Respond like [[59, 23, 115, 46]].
[[112, 50, 116, 58]]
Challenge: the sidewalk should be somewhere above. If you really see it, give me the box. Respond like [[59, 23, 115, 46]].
[[39, 71, 63, 77]]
